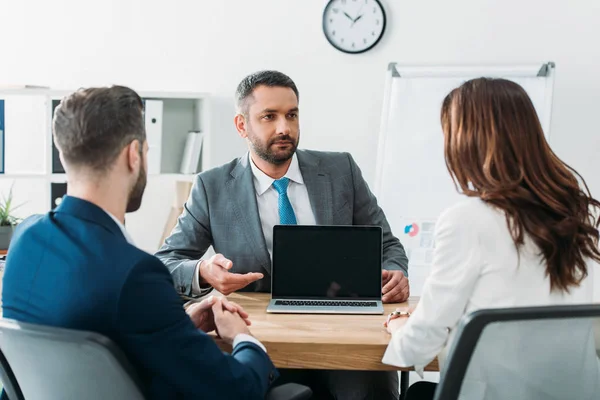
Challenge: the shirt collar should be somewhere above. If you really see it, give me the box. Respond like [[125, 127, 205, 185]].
[[104, 210, 135, 245], [249, 153, 304, 196]]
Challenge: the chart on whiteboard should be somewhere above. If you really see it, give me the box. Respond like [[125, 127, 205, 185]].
[[398, 217, 437, 295]]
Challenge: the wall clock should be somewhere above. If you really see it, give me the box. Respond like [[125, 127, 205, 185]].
[[323, 0, 387, 54]]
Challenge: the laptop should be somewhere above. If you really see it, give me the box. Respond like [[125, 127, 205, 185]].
[[267, 225, 384, 315]]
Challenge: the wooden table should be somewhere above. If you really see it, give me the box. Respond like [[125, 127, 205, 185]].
[[212, 293, 439, 372]]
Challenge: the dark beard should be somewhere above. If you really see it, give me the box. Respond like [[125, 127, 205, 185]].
[[126, 163, 147, 213], [250, 134, 298, 165]]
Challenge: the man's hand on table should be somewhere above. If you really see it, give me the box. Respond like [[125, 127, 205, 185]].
[[382, 270, 410, 303], [186, 295, 251, 334], [211, 298, 253, 345]]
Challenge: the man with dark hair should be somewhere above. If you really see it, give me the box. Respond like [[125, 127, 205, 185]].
[[235, 70, 299, 118], [157, 71, 408, 399], [3, 86, 278, 399]]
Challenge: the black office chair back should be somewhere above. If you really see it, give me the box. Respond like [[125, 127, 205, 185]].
[[434, 305, 600, 400], [0, 318, 146, 400], [0, 346, 24, 400], [0, 318, 312, 400]]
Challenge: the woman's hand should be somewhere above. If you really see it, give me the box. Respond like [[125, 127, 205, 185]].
[[384, 306, 415, 334]]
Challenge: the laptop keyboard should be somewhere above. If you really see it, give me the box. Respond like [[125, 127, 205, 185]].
[[275, 300, 378, 307]]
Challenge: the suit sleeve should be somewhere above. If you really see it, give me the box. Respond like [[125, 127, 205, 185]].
[[116, 257, 278, 399], [155, 174, 214, 297], [346, 153, 409, 275]]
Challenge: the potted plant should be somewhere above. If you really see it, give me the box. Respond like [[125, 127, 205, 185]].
[[0, 185, 22, 250]]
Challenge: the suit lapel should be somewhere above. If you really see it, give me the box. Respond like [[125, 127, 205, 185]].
[[297, 150, 333, 225], [229, 155, 272, 274]]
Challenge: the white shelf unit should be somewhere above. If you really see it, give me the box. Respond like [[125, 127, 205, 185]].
[[0, 88, 212, 252]]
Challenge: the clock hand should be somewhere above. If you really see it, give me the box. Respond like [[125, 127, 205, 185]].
[[344, 12, 353, 21], [353, 2, 365, 23], [351, 14, 363, 27]]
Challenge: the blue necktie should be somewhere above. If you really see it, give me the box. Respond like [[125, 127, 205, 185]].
[[272, 177, 297, 225]]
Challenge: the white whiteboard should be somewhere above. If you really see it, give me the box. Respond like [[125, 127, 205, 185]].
[[375, 63, 556, 295]]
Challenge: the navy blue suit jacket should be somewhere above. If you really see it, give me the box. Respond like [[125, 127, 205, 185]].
[[2, 196, 278, 399]]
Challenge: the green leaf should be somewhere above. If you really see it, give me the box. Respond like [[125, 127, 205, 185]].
[[0, 182, 26, 226]]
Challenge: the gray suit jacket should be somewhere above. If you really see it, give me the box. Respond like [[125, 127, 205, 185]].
[[155, 149, 408, 297]]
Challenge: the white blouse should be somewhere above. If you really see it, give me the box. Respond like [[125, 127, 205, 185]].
[[383, 198, 599, 399]]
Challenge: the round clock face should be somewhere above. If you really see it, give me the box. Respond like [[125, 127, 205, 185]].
[[323, 0, 386, 54]]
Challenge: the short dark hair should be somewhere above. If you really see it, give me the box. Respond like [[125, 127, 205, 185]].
[[235, 70, 299, 114], [53, 85, 145, 173]]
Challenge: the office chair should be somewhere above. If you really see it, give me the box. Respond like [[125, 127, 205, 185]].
[[0, 346, 23, 400], [432, 305, 600, 400], [0, 319, 311, 400]]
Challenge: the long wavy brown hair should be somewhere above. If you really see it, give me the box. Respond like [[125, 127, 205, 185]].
[[441, 78, 600, 292]]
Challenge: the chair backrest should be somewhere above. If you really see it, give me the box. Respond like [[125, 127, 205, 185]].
[[0, 318, 146, 400], [434, 305, 600, 400], [0, 346, 24, 400]]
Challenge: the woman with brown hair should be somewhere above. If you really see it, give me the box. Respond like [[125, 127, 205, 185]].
[[382, 78, 600, 399]]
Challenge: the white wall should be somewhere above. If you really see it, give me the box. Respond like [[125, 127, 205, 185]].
[[1, 0, 597, 186], [1, 0, 599, 291]]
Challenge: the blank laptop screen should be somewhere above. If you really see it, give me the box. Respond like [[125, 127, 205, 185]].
[[272, 225, 382, 300]]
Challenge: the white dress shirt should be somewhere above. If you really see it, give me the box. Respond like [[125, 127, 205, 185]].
[[106, 210, 266, 353], [249, 153, 317, 259], [382, 198, 599, 399], [192, 263, 213, 296]]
